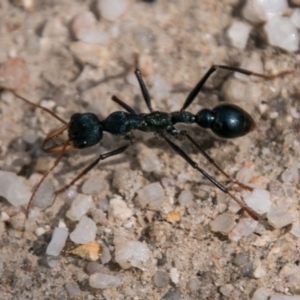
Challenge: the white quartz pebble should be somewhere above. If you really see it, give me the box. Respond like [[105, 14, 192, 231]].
[[46, 227, 69, 256], [0, 171, 31, 206], [70, 216, 97, 244], [243, 188, 271, 215], [114, 240, 151, 270], [109, 196, 133, 222], [135, 182, 165, 210], [229, 218, 258, 242], [66, 194, 92, 221], [267, 207, 293, 229], [243, 0, 289, 24], [227, 20, 252, 49], [264, 17, 299, 52], [210, 213, 235, 235], [97, 0, 129, 21]]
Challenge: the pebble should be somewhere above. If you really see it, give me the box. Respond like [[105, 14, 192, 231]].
[[242, 0, 289, 24], [81, 176, 108, 195], [186, 278, 201, 292], [178, 190, 194, 206], [170, 268, 180, 284], [281, 165, 299, 184], [31, 178, 55, 210], [253, 265, 267, 278], [291, 223, 300, 238], [89, 272, 122, 289], [153, 270, 170, 288], [243, 188, 271, 215], [227, 20, 252, 49], [65, 282, 81, 298], [166, 211, 181, 223], [67, 241, 101, 261], [108, 196, 133, 222], [97, 0, 130, 21], [135, 182, 165, 210], [233, 252, 249, 267], [252, 287, 269, 300], [291, 9, 300, 29], [71, 12, 109, 44], [270, 296, 300, 300], [66, 194, 92, 221], [100, 243, 111, 264], [267, 207, 293, 229], [264, 17, 299, 52], [220, 284, 234, 296], [210, 213, 236, 235], [0, 170, 31, 206], [161, 288, 182, 300], [0, 57, 29, 90], [46, 227, 69, 257], [70, 216, 97, 244], [86, 262, 108, 275], [114, 239, 151, 270], [138, 147, 162, 172], [228, 218, 258, 242]]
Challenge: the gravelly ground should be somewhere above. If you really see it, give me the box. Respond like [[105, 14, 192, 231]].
[[0, 0, 300, 299]]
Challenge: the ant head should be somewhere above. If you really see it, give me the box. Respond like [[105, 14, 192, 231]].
[[196, 104, 255, 139], [69, 113, 103, 149]]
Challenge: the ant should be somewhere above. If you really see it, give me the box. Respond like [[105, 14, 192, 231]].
[[12, 65, 291, 219]]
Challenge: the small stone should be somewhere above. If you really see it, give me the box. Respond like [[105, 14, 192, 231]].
[[100, 243, 111, 264], [66, 194, 92, 221], [227, 20, 252, 49], [108, 196, 133, 222], [220, 284, 234, 296], [210, 213, 236, 235], [81, 176, 108, 195], [270, 295, 300, 300], [264, 17, 299, 52], [233, 252, 249, 267], [0, 171, 30, 206], [186, 278, 201, 292], [135, 182, 165, 210], [138, 147, 162, 172], [89, 272, 122, 289], [170, 268, 180, 284], [267, 207, 293, 229], [9, 211, 26, 231], [114, 239, 151, 270], [228, 218, 258, 242], [166, 211, 181, 223], [243, 0, 289, 24], [46, 227, 69, 257], [251, 287, 269, 300], [178, 190, 193, 206], [161, 288, 182, 300], [31, 178, 55, 210], [65, 282, 81, 298], [70, 216, 97, 244], [35, 227, 47, 236], [243, 188, 271, 215], [281, 166, 299, 184], [291, 9, 300, 29], [253, 265, 267, 278], [97, 0, 130, 21], [153, 270, 170, 288], [67, 241, 101, 261], [291, 223, 300, 238], [86, 262, 108, 275]]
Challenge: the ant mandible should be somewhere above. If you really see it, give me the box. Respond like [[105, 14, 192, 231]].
[[13, 65, 291, 219]]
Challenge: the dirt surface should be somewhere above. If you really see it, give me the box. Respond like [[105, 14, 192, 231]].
[[0, 0, 300, 299]]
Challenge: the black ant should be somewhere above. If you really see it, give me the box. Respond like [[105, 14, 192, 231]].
[[12, 65, 291, 219]]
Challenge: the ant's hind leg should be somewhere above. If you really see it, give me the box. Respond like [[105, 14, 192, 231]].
[[55, 141, 135, 195], [177, 130, 253, 191], [162, 134, 258, 220]]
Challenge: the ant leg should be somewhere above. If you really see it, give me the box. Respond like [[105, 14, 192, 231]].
[[134, 68, 153, 112], [12, 92, 68, 125], [26, 139, 71, 217], [181, 65, 293, 111], [162, 134, 258, 220], [55, 141, 134, 194], [178, 130, 253, 191], [111, 95, 137, 114]]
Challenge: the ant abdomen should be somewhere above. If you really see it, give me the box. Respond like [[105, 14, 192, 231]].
[[196, 103, 256, 139], [69, 113, 103, 148]]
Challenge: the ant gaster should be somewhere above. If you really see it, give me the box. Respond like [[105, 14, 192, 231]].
[[13, 65, 291, 219]]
